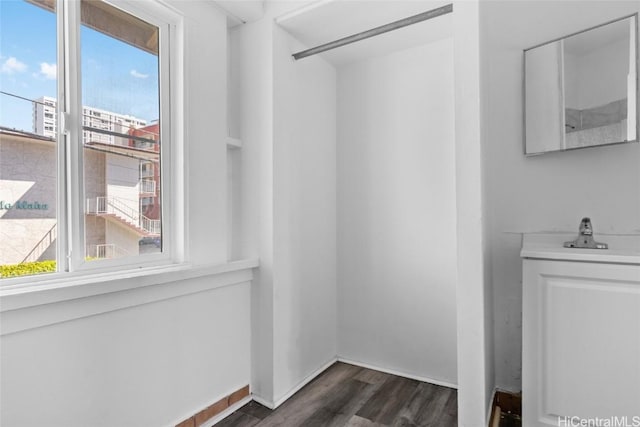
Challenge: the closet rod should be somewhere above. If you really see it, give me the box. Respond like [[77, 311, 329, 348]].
[[292, 3, 453, 60]]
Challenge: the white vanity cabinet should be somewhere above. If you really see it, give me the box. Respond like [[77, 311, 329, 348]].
[[521, 234, 640, 427]]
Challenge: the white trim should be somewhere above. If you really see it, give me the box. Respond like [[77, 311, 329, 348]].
[[21, 0, 186, 279], [0, 260, 258, 335], [253, 356, 458, 411], [204, 395, 252, 427], [272, 357, 338, 408], [1, 258, 258, 304], [73, 0, 178, 273], [487, 387, 497, 426], [170, 14, 186, 265], [66, 0, 85, 272], [250, 357, 338, 410], [494, 384, 521, 395], [336, 357, 458, 390], [274, 0, 334, 24], [250, 394, 275, 410], [0, 262, 253, 335], [56, 0, 69, 275]]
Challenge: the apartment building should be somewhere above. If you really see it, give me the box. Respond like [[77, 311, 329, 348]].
[[34, 96, 147, 142], [0, 102, 160, 265]]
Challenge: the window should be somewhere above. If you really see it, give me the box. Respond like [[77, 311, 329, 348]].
[[0, 0, 178, 280]]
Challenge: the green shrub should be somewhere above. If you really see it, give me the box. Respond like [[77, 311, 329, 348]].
[[0, 260, 57, 278]]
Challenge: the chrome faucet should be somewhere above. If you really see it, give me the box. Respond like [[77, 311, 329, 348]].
[[563, 217, 608, 249]]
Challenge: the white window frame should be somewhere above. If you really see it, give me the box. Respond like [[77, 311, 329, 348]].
[[1, 0, 185, 289]]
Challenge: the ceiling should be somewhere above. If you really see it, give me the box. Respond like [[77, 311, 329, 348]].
[[217, 0, 265, 27], [275, 0, 453, 66]]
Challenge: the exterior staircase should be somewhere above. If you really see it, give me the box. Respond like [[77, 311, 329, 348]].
[[86, 196, 160, 236], [21, 223, 57, 264]]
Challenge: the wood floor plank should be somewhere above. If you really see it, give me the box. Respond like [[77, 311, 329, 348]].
[[356, 375, 420, 425], [238, 401, 273, 420], [311, 362, 364, 388], [440, 387, 458, 426], [392, 382, 439, 427], [254, 365, 363, 427], [345, 415, 388, 427], [224, 363, 457, 427], [353, 368, 393, 385], [413, 386, 456, 426], [300, 378, 376, 427], [215, 411, 261, 427]]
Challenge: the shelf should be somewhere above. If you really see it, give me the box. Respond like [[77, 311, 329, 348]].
[[227, 136, 242, 149]]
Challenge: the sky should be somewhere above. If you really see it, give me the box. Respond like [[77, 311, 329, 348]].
[[0, 0, 160, 133]]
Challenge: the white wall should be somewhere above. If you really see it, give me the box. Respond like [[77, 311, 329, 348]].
[[1, 281, 251, 427], [337, 38, 457, 385], [482, 0, 640, 392], [105, 220, 140, 256], [575, 37, 630, 109], [272, 25, 337, 402], [182, 0, 228, 267], [106, 153, 140, 214], [566, 35, 630, 110], [456, 2, 494, 424], [230, 13, 275, 403], [0, 2, 251, 426], [231, 1, 337, 406]]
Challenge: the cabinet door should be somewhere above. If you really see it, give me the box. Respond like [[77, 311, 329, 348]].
[[523, 260, 640, 427]]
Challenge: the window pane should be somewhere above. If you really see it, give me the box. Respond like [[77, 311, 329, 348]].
[[0, 0, 58, 279], [80, 0, 162, 260]]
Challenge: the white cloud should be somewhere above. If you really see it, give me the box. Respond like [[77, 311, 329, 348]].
[[39, 62, 57, 80], [1, 57, 27, 74], [130, 69, 149, 79]]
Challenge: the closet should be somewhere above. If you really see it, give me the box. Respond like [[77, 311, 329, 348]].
[[274, 2, 458, 386], [227, 1, 488, 423]]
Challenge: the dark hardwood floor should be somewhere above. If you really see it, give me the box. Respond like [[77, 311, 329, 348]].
[[217, 362, 457, 427]]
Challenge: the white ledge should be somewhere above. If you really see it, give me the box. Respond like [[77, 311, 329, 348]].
[[0, 259, 259, 335]]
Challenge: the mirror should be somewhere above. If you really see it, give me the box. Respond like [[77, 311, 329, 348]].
[[524, 15, 638, 155]]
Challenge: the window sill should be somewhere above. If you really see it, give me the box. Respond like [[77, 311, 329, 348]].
[[0, 258, 259, 335]]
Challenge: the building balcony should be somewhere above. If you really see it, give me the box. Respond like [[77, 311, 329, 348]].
[[139, 178, 156, 195], [87, 243, 129, 260]]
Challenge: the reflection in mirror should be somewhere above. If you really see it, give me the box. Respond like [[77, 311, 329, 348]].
[[525, 15, 638, 155]]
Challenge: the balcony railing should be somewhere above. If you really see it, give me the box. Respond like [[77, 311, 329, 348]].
[[88, 243, 129, 259], [86, 196, 160, 236], [21, 224, 57, 264], [140, 165, 154, 178], [139, 178, 156, 194], [141, 216, 161, 235]]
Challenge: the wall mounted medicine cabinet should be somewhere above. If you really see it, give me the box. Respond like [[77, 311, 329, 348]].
[[524, 14, 639, 155]]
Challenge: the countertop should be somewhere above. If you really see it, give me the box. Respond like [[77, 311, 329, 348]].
[[520, 233, 640, 265]]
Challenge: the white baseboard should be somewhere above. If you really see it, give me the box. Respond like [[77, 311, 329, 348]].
[[270, 357, 338, 409], [336, 357, 458, 390], [495, 384, 521, 394], [250, 394, 275, 410], [204, 395, 252, 427]]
